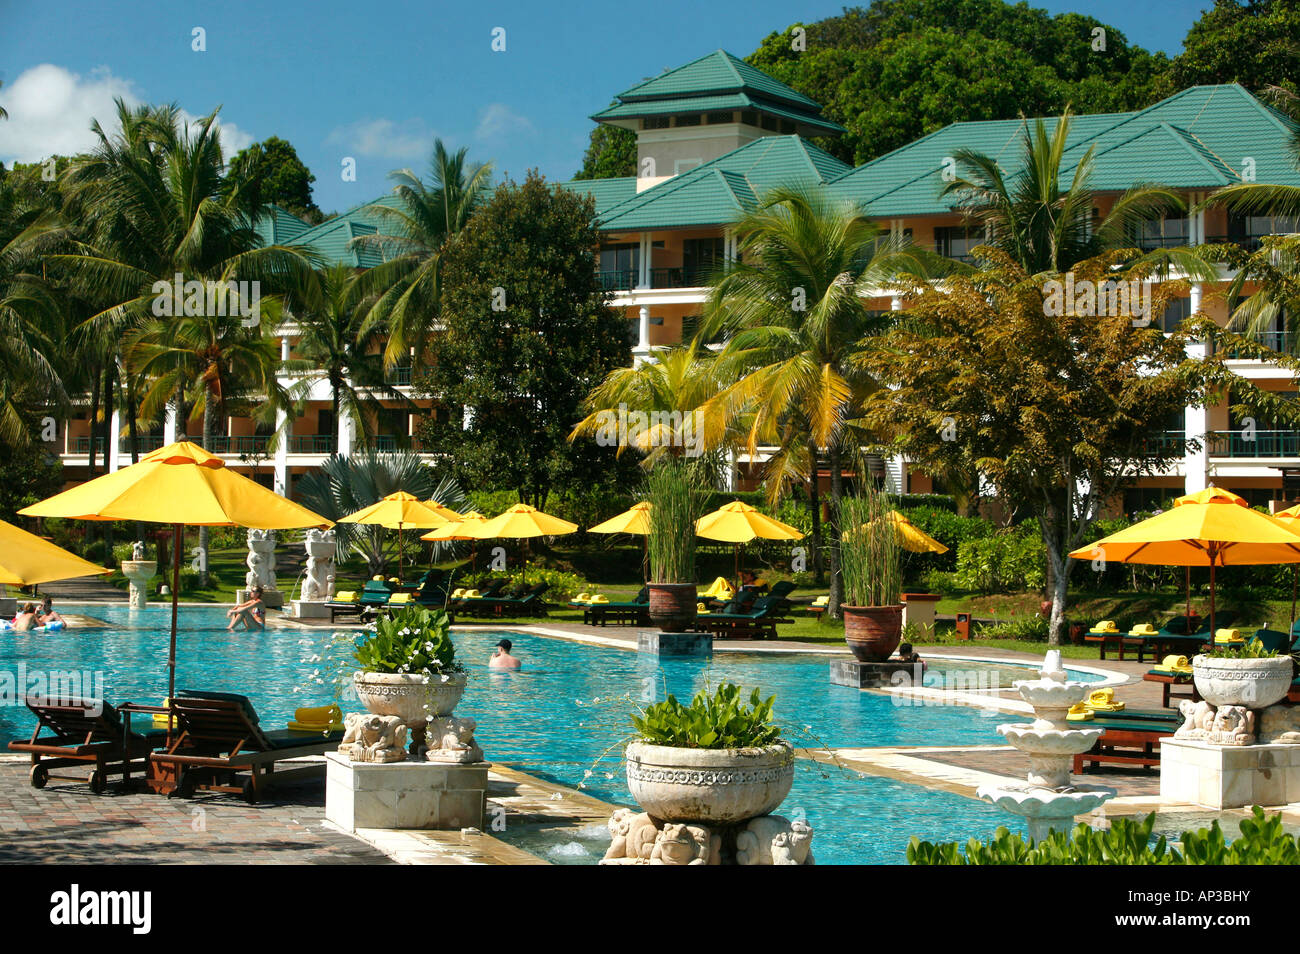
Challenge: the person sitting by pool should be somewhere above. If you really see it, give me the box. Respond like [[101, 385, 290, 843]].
[[226, 586, 265, 630], [897, 642, 925, 671], [489, 638, 520, 670], [37, 596, 65, 627], [13, 603, 40, 632]]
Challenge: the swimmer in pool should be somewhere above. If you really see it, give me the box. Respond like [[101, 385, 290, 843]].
[[13, 603, 40, 632], [37, 596, 65, 627], [488, 638, 520, 670]]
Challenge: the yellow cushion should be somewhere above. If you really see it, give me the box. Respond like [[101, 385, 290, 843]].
[[1129, 623, 1156, 636], [1215, 628, 1242, 644], [334, 591, 358, 603]]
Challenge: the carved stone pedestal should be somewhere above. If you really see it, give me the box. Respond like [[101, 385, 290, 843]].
[[324, 752, 489, 831], [291, 600, 332, 620], [637, 631, 712, 656], [600, 809, 814, 865], [1160, 737, 1300, 808]]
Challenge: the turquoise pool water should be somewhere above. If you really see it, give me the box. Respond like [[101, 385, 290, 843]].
[[0, 605, 1108, 863]]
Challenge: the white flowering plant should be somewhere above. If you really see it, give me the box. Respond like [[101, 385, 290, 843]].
[[353, 606, 462, 676]]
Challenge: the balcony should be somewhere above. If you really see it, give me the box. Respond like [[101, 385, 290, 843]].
[[204, 435, 273, 455], [1141, 431, 1186, 456], [1222, 331, 1295, 358], [1209, 430, 1300, 458], [289, 434, 336, 454], [385, 364, 413, 386], [598, 266, 718, 292]]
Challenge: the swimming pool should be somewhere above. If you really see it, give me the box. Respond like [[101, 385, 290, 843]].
[[0, 605, 1094, 863]]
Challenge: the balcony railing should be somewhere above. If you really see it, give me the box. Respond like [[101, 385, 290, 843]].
[[289, 435, 336, 454], [1141, 431, 1186, 456], [598, 266, 720, 292], [1223, 331, 1295, 358], [71, 436, 107, 454], [1209, 430, 1300, 458], [599, 268, 638, 291], [204, 435, 272, 455], [385, 365, 413, 386]]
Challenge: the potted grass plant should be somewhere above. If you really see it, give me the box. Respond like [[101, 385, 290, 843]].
[[645, 458, 704, 632], [839, 484, 904, 662]]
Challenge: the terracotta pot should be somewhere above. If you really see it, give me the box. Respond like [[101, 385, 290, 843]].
[[842, 604, 904, 662], [648, 583, 698, 633]]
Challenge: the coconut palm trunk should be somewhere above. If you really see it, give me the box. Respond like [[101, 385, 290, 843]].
[[808, 441, 824, 585], [828, 442, 845, 616]]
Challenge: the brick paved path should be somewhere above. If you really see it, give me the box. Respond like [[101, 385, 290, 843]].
[[0, 760, 390, 864]]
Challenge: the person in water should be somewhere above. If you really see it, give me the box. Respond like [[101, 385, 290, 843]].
[[227, 586, 266, 630], [38, 596, 64, 627], [489, 638, 520, 670], [13, 603, 40, 632]]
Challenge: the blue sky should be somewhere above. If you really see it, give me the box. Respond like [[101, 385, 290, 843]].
[[0, 0, 1211, 215]]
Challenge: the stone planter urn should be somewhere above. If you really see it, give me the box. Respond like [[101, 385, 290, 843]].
[[624, 741, 794, 824], [119, 560, 157, 610], [1192, 655, 1293, 710], [842, 604, 904, 662], [648, 583, 698, 634], [353, 671, 468, 757]]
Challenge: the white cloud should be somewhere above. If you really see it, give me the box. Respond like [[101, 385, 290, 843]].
[[0, 63, 253, 163], [325, 118, 437, 161], [474, 103, 534, 141]]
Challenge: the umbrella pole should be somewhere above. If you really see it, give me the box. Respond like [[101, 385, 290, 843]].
[[1209, 557, 1216, 636], [168, 523, 181, 745], [1185, 566, 1191, 623], [1292, 565, 1297, 635]]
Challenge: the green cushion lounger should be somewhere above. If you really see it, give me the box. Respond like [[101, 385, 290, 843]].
[[583, 586, 650, 627]]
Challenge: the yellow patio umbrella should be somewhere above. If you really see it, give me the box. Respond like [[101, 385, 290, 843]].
[[696, 500, 803, 578], [1272, 504, 1300, 628], [589, 501, 652, 579], [1069, 496, 1300, 633], [843, 511, 948, 554], [420, 511, 490, 573], [1174, 486, 1249, 507], [19, 440, 331, 703], [475, 504, 578, 571], [337, 491, 453, 580], [422, 499, 464, 522], [0, 518, 113, 586]]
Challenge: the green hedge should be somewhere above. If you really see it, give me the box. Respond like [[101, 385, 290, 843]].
[[909, 807, 1300, 864], [954, 525, 1045, 593]]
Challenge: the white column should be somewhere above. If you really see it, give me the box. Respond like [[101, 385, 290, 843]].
[[338, 412, 356, 458], [163, 401, 178, 444], [638, 232, 651, 289], [107, 408, 122, 472], [280, 335, 290, 363], [1183, 282, 1209, 494], [273, 406, 288, 496], [637, 306, 650, 351]]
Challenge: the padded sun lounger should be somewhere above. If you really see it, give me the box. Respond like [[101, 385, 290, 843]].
[[448, 579, 510, 616], [579, 586, 650, 626], [692, 595, 792, 640], [466, 582, 550, 619], [8, 696, 167, 794], [146, 690, 342, 803], [1134, 613, 1235, 663], [1072, 710, 1181, 773]]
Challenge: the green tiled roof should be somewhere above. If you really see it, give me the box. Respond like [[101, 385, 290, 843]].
[[559, 177, 639, 212], [615, 50, 820, 111], [594, 50, 843, 135], [255, 206, 311, 246], [589, 135, 852, 231], [828, 84, 1300, 218], [288, 194, 405, 267]]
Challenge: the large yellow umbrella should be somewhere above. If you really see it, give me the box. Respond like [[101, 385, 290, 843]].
[[1272, 504, 1300, 628], [337, 491, 453, 580], [843, 511, 948, 554], [696, 500, 803, 578], [0, 518, 113, 586], [420, 511, 490, 573], [19, 440, 331, 702], [589, 501, 652, 579], [475, 504, 578, 571], [1069, 496, 1300, 632], [422, 500, 464, 522], [1174, 486, 1248, 507]]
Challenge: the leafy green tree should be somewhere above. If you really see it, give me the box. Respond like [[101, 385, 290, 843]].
[[863, 254, 1221, 644], [226, 136, 322, 223], [1170, 0, 1300, 100], [416, 172, 634, 509], [574, 123, 637, 180], [353, 140, 493, 368], [699, 186, 940, 610]]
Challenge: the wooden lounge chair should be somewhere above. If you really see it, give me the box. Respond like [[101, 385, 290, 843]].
[[1082, 624, 1144, 660], [8, 696, 166, 794], [475, 582, 550, 618], [1136, 613, 1236, 663], [580, 586, 650, 626], [692, 594, 792, 640], [146, 690, 342, 803], [448, 578, 510, 617], [324, 591, 367, 623], [1072, 709, 1181, 773]]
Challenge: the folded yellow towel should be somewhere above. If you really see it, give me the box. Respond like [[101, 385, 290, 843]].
[[701, 576, 733, 599], [812, 595, 830, 607], [388, 593, 413, 604], [1162, 654, 1192, 674], [1086, 688, 1125, 712], [1215, 628, 1242, 644], [1092, 619, 1118, 633], [450, 588, 465, 599], [573, 593, 591, 604], [288, 720, 343, 732], [462, 589, 480, 599], [1067, 703, 1094, 721], [334, 591, 358, 603], [697, 602, 711, 614], [589, 595, 609, 604], [372, 575, 384, 581], [294, 704, 342, 724], [152, 697, 175, 728], [1129, 623, 1157, 636]]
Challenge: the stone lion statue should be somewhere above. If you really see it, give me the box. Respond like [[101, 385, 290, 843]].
[[602, 809, 660, 863], [649, 823, 719, 865], [424, 715, 484, 764], [339, 712, 407, 763], [735, 815, 816, 865]]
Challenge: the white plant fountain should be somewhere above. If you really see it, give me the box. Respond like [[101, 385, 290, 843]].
[[977, 650, 1116, 841]]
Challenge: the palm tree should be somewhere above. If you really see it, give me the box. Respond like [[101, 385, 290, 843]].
[[284, 264, 412, 450], [941, 110, 1209, 277], [353, 141, 493, 368], [294, 449, 466, 575], [699, 185, 939, 613], [51, 99, 317, 578]]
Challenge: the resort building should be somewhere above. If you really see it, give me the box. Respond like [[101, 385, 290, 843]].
[[51, 49, 1300, 511]]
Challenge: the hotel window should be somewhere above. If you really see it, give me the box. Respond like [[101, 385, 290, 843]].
[[641, 116, 671, 130], [935, 225, 982, 262], [740, 111, 759, 126], [1160, 296, 1192, 333], [683, 237, 726, 285], [599, 243, 639, 290], [675, 114, 701, 127], [1225, 213, 1300, 250], [1134, 215, 1190, 250], [706, 111, 734, 125]]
